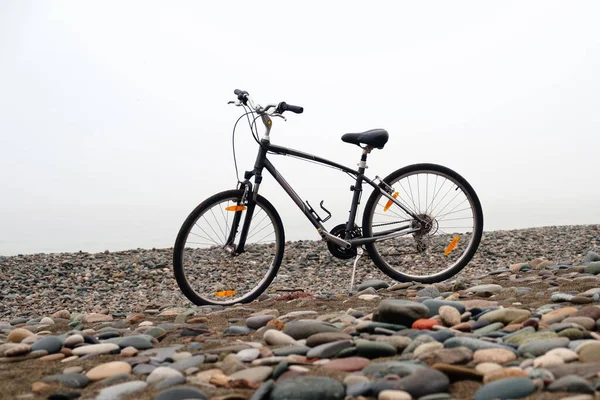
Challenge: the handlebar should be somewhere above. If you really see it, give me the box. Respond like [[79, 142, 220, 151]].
[[232, 89, 303, 115]]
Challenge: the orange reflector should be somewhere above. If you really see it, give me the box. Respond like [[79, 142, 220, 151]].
[[225, 205, 246, 212], [383, 192, 399, 212], [444, 236, 460, 256], [215, 290, 237, 297]]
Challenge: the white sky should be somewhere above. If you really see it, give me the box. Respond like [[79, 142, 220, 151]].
[[1, 1, 599, 255]]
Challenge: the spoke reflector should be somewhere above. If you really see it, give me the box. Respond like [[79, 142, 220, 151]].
[[383, 192, 399, 212], [215, 290, 237, 297], [225, 205, 246, 212], [444, 236, 460, 256]]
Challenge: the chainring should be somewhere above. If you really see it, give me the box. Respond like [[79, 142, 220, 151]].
[[327, 224, 360, 259]]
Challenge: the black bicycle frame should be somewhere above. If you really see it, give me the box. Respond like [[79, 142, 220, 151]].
[[234, 139, 421, 253]]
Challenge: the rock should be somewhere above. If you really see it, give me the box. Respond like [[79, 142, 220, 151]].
[[246, 315, 275, 330], [576, 342, 600, 363], [96, 380, 148, 400], [83, 313, 113, 323], [438, 306, 461, 327], [546, 362, 600, 379], [413, 342, 444, 357], [473, 377, 536, 400], [417, 347, 473, 366], [475, 362, 503, 375], [358, 280, 389, 291], [584, 262, 600, 275], [7, 328, 33, 343], [147, 367, 184, 384], [505, 330, 557, 346], [417, 286, 440, 298], [541, 307, 579, 323], [432, 364, 483, 382], [229, 366, 273, 383], [117, 336, 153, 350], [263, 330, 297, 346], [376, 300, 430, 326], [356, 341, 396, 359], [31, 381, 51, 393], [323, 357, 370, 372], [562, 317, 596, 330], [51, 310, 71, 320], [482, 367, 528, 384], [518, 337, 570, 357], [546, 348, 579, 362], [306, 340, 352, 359], [64, 335, 84, 348], [412, 319, 439, 330], [533, 354, 565, 368], [282, 321, 341, 340], [86, 361, 132, 381], [224, 326, 251, 336], [42, 373, 89, 388], [466, 284, 502, 294], [271, 345, 310, 357], [478, 308, 531, 324], [154, 385, 208, 400], [473, 348, 517, 364], [270, 376, 346, 400], [236, 348, 260, 362], [372, 367, 450, 398], [559, 328, 584, 340], [552, 293, 575, 302], [5, 344, 31, 357], [547, 375, 595, 394], [31, 336, 62, 354], [573, 306, 600, 320], [423, 300, 466, 316], [444, 337, 514, 352], [170, 355, 205, 372], [378, 390, 413, 400], [221, 354, 247, 375], [305, 332, 352, 347], [72, 343, 120, 355], [374, 336, 413, 352]]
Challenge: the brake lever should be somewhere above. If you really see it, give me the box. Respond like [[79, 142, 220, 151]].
[[271, 113, 287, 121], [228, 100, 243, 106]]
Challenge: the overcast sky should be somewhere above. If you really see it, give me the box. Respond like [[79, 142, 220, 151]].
[[1, 1, 599, 255]]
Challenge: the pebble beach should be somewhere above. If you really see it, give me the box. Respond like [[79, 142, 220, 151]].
[[1, 224, 600, 399]]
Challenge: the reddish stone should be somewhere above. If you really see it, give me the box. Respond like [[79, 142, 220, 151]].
[[412, 319, 439, 330], [451, 322, 472, 332], [323, 357, 370, 372]]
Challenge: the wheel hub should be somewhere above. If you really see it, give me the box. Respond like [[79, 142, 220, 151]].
[[412, 214, 438, 252]]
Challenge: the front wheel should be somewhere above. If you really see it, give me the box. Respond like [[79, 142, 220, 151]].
[[362, 163, 483, 283], [173, 189, 285, 306]]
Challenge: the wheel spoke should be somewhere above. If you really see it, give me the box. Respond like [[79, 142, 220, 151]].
[[366, 168, 482, 282], [174, 193, 283, 306]]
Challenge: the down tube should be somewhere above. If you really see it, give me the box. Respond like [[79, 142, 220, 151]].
[[263, 159, 324, 230]]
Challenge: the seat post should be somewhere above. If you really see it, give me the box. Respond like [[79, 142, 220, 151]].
[[358, 146, 371, 174]]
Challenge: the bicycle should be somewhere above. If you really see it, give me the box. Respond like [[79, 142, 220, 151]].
[[173, 89, 483, 306]]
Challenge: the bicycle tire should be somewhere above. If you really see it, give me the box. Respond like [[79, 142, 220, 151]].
[[362, 163, 483, 283], [173, 189, 285, 305]]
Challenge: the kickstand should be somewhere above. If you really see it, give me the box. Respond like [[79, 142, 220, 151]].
[[349, 247, 363, 292]]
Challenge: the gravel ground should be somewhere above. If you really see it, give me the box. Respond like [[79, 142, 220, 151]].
[[1, 225, 599, 320]]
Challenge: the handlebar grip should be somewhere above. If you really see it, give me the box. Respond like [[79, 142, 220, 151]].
[[277, 102, 304, 114], [234, 89, 249, 104]]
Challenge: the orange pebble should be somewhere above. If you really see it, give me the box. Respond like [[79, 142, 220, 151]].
[[412, 318, 439, 330]]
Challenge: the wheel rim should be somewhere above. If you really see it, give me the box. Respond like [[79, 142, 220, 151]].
[[367, 169, 480, 280], [179, 195, 281, 304]]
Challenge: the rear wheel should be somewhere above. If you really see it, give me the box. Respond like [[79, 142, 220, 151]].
[[173, 189, 285, 305], [362, 164, 483, 283]]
